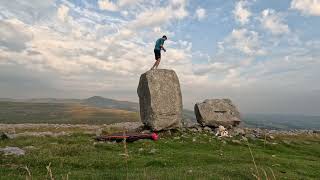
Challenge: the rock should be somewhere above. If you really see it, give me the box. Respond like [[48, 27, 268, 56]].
[[0, 146, 25, 156], [137, 69, 183, 131], [282, 140, 291, 145], [245, 134, 257, 140], [215, 126, 230, 137], [313, 130, 320, 134], [231, 140, 241, 144], [241, 136, 248, 142], [196, 127, 203, 133], [190, 128, 198, 133], [0, 132, 9, 140], [203, 126, 213, 133], [149, 148, 157, 154], [230, 127, 245, 136], [173, 136, 181, 140], [269, 135, 275, 140], [194, 99, 241, 127]]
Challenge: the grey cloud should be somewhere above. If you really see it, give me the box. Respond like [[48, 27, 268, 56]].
[[0, 21, 31, 52]]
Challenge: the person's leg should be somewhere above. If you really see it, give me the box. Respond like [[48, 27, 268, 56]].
[[150, 60, 158, 70], [155, 58, 161, 69], [151, 50, 161, 70]]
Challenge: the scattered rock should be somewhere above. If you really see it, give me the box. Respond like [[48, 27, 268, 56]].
[[203, 126, 213, 132], [230, 127, 245, 136], [194, 99, 241, 127], [137, 69, 183, 131], [269, 135, 275, 140], [282, 140, 291, 145], [313, 130, 320, 134], [0, 147, 25, 156], [231, 140, 241, 144], [0, 132, 9, 140], [189, 128, 198, 133], [241, 136, 248, 142], [149, 148, 157, 154], [215, 126, 230, 137], [245, 134, 257, 141]]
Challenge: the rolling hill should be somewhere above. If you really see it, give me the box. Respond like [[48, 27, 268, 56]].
[[0, 96, 319, 129]]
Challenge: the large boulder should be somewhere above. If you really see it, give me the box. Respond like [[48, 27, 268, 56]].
[[137, 69, 183, 131], [194, 99, 241, 128]]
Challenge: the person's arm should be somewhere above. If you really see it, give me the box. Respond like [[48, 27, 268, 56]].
[[160, 45, 166, 52]]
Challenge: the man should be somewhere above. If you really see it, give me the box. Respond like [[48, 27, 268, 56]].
[[151, 35, 167, 70]]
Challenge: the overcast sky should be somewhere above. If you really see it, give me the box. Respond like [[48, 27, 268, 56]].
[[0, 0, 319, 115]]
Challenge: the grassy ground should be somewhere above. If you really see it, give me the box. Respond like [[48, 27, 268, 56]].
[[1, 131, 319, 179]]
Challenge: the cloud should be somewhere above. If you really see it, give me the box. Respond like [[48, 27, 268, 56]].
[[291, 0, 320, 16], [195, 8, 206, 21], [219, 28, 265, 56], [98, 0, 118, 11], [0, 19, 32, 52], [97, 0, 142, 11], [128, 1, 188, 29], [118, 0, 140, 7], [57, 4, 70, 22], [233, 0, 251, 25], [259, 9, 290, 35]]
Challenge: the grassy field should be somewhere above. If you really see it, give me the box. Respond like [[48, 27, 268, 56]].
[[1, 131, 319, 179], [0, 102, 139, 124]]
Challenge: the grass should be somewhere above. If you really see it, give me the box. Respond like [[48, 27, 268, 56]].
[[1, 131, 319, 179]]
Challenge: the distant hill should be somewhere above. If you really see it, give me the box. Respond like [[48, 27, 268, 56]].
[[242, 113, 320, 130], [0, 97, 319, 129], [83, 96, 139, 112]]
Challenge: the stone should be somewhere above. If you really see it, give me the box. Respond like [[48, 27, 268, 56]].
[[203, 126, 213, 132], [231, 140, 241, 144], [215, 125, 230, 137], [194, 99, 241, 127], [241, 136, 248, 142], [0, 132, 9, 140], [0, 146, 25, 156], [230, 127, 246, 136], [196, 127, 203, 133], [245, 133, 257, 140], [137, 69, 183, 131], [269, 135, 275, 140], [149, 148, 157, 154]]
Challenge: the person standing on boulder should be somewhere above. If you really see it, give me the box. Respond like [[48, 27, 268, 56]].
[[151, 35, 167, 70]]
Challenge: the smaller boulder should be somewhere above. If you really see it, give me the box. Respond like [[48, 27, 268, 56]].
[[194, 99, 241, 127]]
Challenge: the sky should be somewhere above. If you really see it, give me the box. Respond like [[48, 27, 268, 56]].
[[0, 0, 320, 115]]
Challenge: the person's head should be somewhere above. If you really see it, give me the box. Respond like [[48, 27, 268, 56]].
[[162, 35, 167, 40]]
